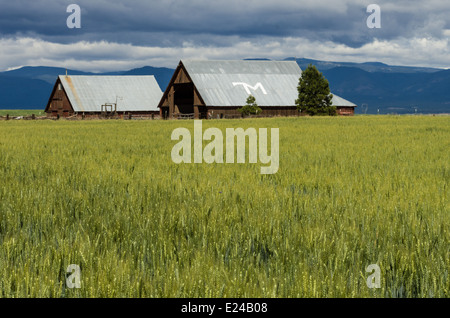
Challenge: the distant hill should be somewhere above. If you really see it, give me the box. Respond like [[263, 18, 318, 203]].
[[118, 66, 173, 90], [0, 59, 449, 114], [285, 57, 441, 74], [2, 66, 95, 84], [0, 75, 52, 109], [321, 67, 450, 114], [1, 65, 174, 89]]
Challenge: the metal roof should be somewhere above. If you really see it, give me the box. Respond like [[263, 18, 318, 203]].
[[59, 75, 162, 112], [181, 60, 356, 107]]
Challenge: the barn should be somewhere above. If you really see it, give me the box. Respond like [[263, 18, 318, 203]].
[[45, 75, 163, 118], [158, 60, 357, 119]]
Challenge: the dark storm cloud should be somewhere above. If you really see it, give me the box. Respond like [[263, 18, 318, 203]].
[[0, 1, 449, 71], [0, 0, 447, 47]]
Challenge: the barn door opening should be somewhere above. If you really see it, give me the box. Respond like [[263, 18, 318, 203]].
[[161, 107, 169, 120], [174, 83, 194, 117]]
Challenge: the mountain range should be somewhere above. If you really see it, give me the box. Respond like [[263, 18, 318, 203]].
[[0, 58, 449, 114]]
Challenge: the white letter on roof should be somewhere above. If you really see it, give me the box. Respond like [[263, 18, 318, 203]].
[[232, 82, 267, 95]]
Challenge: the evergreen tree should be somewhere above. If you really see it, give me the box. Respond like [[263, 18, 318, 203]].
[[296, 64, 336, 116], [238, 95, 262, 116]]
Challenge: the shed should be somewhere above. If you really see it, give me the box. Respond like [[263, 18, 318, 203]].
[[45, 75, 163, 118], [158, 60, 357, 119]]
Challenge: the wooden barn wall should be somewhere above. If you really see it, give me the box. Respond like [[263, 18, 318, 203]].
[[206, 106, 302, 119], [80, 111, 160, 119], [336, 107, 355, 116], [46, 79, 74, 117], [160, 65, 207, 119], [174, 67, 191, 84], [161, 104, 355, 119]]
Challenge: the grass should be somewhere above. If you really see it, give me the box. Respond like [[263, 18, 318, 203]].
[[0, 116, 448, 297], [0, 110, 45, 117]]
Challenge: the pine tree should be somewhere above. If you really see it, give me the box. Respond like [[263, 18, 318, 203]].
[[238, 95, 262, 116], [296, 64, 336, 116]]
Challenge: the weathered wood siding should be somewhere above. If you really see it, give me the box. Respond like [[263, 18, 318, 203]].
[[46, 79, 74, 117], [336, 107, 355, 116]]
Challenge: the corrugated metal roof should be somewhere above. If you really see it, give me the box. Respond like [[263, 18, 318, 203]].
[[181, 60, 356, 107], [59, 75, 162, 112]]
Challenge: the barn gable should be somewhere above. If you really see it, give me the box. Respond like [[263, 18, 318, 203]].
[[45, 77, 74, 116]]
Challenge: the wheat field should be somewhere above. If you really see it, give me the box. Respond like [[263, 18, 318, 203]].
[[0, 116, 448, 297]]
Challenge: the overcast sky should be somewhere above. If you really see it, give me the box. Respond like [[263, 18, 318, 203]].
[[0, 0, 449, 72]]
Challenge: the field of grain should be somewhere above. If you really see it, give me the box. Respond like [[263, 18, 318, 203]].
[[0, 116, 448, 297]]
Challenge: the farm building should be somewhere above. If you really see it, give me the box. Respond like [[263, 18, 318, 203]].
[[158, 60, 357, 119], [45, 75, 163, 118]]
